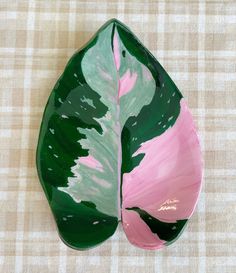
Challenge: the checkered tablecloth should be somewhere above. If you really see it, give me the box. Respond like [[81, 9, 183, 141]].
[[0, 1, 236, 272]]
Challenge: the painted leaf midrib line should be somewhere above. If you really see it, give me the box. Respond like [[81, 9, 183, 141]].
[[58, 20, 157, 219], [58, 20, 179, 217]]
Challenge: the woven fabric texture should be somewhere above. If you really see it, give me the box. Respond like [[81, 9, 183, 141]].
[[0, 1, 236, 272]]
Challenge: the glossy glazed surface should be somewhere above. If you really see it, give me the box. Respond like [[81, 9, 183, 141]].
[[36, 18, 202, 250]]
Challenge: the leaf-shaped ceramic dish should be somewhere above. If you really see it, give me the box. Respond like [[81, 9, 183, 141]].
[[36, 19, 202, 250]]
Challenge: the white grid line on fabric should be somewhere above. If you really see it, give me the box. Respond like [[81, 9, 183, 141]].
[[197, 1, 206, 272], [4, 12, 234, 27], [14, 2, 36, 272], [2, 48, 236, 58], [110, 231, 119, 273], [154, 2, 166, 272], [2, 107, 236, 115], [58, 242, 67, 273], [1, 70, 234, 81]]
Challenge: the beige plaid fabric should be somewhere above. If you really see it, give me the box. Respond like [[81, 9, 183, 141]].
[[1, 0, 236, 272]]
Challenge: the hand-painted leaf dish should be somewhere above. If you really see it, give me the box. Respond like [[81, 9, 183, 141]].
[[36, 19, 202, 250]]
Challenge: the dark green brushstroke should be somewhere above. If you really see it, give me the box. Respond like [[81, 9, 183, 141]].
[[127, 207, 187, 244], [117, 22, 182, 175], [52, 190, 118, 250]]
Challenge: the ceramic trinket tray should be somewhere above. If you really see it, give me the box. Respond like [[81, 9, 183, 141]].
[[36, 19, 202, 250]]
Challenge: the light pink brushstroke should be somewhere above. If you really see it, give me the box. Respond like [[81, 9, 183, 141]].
[[91, 175, 111, 188], [121, 99, 202, 248], [78, 155, 103, 172], [119, 69, 138, 98], [98, 67, 113, 81], [113, 31, 120, 71], [122, 209, 165, 250], [112, 30, 138, 98]]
